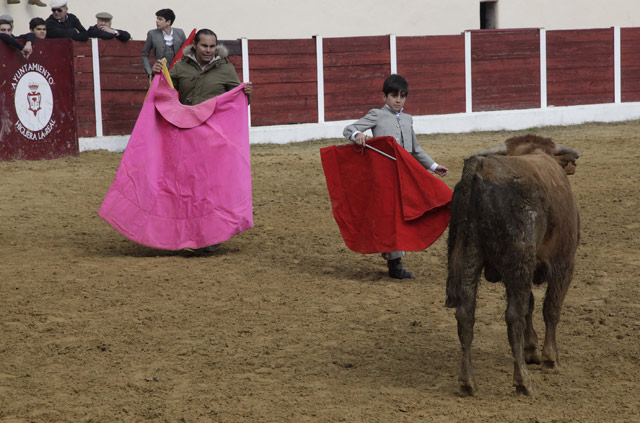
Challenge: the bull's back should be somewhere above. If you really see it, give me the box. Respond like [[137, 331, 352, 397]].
[[449, 154, 579, 275]]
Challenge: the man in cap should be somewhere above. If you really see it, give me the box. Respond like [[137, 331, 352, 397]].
[[88, 12, 130, 41], [45, 0, 89, 41], [6, 0, 47, 7], [0, 14, 35, 58]]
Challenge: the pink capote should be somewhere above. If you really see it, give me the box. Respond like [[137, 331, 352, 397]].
[[99, 75, 253, 250], [320, 136, 452, 254]]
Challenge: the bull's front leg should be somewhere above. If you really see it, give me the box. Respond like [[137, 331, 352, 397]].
[[505, 281, 534, 395], [455, 280, 479, 396]]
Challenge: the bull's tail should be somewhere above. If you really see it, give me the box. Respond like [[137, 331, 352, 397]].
[[445, 157, 483, 308], [445, 194, 464, 308]]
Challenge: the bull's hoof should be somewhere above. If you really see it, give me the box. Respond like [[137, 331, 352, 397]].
[[542, 359, 558, 370], [444, 297, 459, 308], [515, 383, 534, 396], [525, 348, 542, 364], [459, 381, 479, 397]]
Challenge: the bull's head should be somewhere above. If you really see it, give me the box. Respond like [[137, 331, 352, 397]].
[[474, 134, 579, 175]]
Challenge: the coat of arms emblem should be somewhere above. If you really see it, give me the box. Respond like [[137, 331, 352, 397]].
[[27, 81, 42, 116]]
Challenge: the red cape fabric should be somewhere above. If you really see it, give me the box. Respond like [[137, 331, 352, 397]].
[[320, 136, 452, 254], [170, 28, 196, 69]]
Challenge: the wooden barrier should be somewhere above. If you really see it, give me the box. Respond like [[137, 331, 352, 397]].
[[4, 26, 640, 154], [248, 38, 318, 126], [470, 29, 541, 111], [547, 28, 614, 106], [621, 27, 640, 102], [0, 39, 78, 161], [323, 35, 391, 121], [397, 34, 466, 116]]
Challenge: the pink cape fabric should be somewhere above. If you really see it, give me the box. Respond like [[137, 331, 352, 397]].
[[99, 75, 252, 250], [320, 136, 452, 254]]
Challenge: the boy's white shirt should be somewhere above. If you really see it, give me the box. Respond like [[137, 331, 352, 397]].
[[163, 28, 174, 45], [349, 105, 439, 172]]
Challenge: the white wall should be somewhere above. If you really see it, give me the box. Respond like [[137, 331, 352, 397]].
[[3, 0, 640, 41], [497, 0, 639, 31]]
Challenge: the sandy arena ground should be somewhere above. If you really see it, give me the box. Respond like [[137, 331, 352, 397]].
[[1, 121, 639, 422]]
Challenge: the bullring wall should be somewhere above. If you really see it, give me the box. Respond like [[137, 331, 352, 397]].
[[73, 27, 640, 138], [4, 26, 640, 159]]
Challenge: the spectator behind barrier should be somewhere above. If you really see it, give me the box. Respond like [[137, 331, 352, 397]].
[[88, 12, 130, 41], [45, 0, 89, 41], [30, 17, 47, 39], [141, 8, 186, 79], [0, 14, 35, 58]]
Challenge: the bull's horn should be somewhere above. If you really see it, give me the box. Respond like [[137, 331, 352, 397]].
[[473, 144, 507, 156], [555, 144, 580, 159]]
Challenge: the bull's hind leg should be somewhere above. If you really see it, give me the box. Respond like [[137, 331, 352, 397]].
[[504, 278, 534, 395], [541, 264, 574, 369], [455, 276, 479, 396], [524, 292, 541, 364]]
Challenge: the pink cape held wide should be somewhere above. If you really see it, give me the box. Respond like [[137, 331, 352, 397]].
[[99, 75, 253, 250], [320, 136, 452, 254]]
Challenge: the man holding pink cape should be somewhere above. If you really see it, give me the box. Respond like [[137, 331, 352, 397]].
[[99, 29, 253, 253]]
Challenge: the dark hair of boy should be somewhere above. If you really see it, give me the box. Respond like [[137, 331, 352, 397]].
[[195, 28, 217, 45], [383, 74, 409, 96], [29, 17, 46, 30], [155, 8, 175, 25]]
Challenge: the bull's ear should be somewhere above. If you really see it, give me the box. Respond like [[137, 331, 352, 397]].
[[473, 144, 507, 156], [554, 144, 580, 160]]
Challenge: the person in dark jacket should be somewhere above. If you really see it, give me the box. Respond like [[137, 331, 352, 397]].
[[87, 12, 130, 41], [0, 14, 35, 58], [151, 29, 253, 254], [152, 28, 252, 105], [45, 0, 89, 41]]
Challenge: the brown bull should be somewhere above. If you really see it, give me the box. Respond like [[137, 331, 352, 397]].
[[445, 134, 580, 396]]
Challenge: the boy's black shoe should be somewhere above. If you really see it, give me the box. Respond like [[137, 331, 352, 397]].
[[387, 258, 416, 279]]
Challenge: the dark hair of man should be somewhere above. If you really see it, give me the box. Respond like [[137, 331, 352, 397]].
[[155, 8, 176, 25], [29, 17, 46, 30], [194, 28, 217, 45], [383, 74, 409, 96]]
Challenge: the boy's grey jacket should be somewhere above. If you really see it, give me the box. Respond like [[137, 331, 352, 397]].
[[141, 27, 187, 75], [343, 106, 436, 170]]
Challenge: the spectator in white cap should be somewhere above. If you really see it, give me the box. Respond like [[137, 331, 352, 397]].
[[46, 0, 89, 41], [6, 0, 47, 7], [0, 14, 36, 58], [88, 12, 130, 41]]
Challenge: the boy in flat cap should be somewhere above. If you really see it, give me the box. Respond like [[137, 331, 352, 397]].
[[88, 12, 130, 41], [46, 0, 89, 41], [0, 14, 35, 58]]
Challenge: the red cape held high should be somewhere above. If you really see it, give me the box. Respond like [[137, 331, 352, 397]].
[[170, 28, 196, 69], [320, 136, 452, 254]]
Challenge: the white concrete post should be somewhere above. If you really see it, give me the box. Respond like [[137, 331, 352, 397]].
[[540, 29, 548, 108], [316, 35, 325, 123], [390, 34, 397, 74], [465, 31, 472, 114], [91, 38, 103, 137], [614, 26, 621, 104], [241, 37, 251, 127]]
